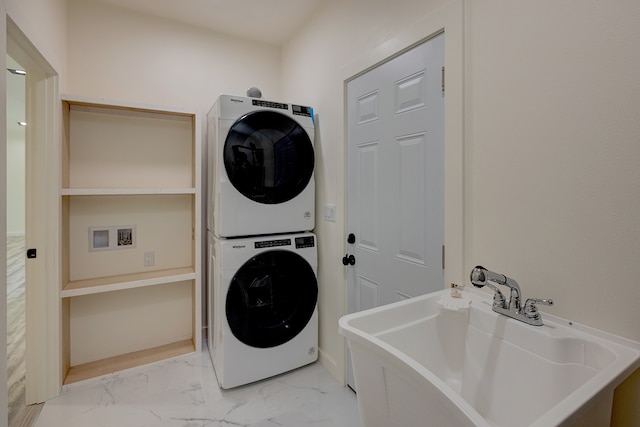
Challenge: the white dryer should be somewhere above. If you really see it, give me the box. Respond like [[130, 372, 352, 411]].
[[207, 94, 315, 237], [208, 232, 318, 389]]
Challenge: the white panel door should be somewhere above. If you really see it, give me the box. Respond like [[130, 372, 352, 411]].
[[346, 33, 445, 389]]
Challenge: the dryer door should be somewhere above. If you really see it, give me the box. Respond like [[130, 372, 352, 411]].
[[226, 249, 317, 348], [223, 111, 314, 204]]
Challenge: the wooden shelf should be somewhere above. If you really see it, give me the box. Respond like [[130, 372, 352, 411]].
[[62, 94, 196, 117], [61, 267, 196, 298], [63, 339, 195, 385], [61, 188, 196, 196]]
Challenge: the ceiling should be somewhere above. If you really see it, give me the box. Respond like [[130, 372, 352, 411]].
[[95, 0, 323, 46]]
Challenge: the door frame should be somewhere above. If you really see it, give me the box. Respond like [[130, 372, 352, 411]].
[[6, 17, 62, 403], [1, 4, 7, 421], [339, 0, 465, 383], [345, 33, 446, 390]]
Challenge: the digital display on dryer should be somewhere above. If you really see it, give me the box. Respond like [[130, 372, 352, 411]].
[[295, 236, 315, 249], [292, 105, 312, 117]]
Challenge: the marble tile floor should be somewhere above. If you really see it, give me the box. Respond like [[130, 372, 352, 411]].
[[7, 235, 27, 424], [7, 235, 45, 427], [34, 344, 361, 427]]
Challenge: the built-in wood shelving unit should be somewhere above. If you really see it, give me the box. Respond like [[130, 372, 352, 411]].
[[60, 95, 201, 384]]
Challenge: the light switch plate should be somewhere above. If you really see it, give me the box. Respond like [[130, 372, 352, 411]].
[[323, 204, 336, 222]]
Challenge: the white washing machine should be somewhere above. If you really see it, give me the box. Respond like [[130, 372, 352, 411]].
[[207, 94, 315, 238], [208, 232, 318, 389]]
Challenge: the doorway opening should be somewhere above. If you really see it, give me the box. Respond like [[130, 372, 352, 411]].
[[5, 52, 40, 426], [345, 33, 445, 390]]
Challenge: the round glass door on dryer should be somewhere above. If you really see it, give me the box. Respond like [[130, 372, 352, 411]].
[[208, 95, 315, 238], [209, 232, 318, 389]]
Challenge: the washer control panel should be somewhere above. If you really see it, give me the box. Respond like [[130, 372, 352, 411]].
[[255, 238, 291, 249], [253, 236, 315, 249]]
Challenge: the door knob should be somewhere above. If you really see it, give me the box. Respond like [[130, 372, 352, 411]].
[[342, 254, 356, 266]]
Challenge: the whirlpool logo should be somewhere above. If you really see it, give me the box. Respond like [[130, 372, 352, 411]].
[[230, 98, 244, 103], [232, 244, 246, 249]]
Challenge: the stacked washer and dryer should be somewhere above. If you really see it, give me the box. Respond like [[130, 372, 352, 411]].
[[206, 94, 318, 389]]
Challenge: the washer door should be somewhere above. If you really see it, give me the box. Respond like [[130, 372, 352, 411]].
[[224, 111, 314, 204], [226, 249, 317, 348]]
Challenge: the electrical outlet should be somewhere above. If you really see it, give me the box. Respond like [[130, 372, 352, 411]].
[[144, 251, 155, 267]]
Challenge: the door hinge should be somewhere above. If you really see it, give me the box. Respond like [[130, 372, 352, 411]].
[[441, 245, 445, 270], [27, 248, 37, 259], [441, 66, 445, 95]]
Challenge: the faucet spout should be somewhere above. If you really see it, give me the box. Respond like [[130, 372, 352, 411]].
[[503, 276, 522, 311]]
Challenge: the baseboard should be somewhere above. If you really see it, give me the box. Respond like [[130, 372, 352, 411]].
[[318, 347, 345, 386]]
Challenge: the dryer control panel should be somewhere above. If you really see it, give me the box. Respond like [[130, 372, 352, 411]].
[[250, 99, 313, 118], [252, 99, 288, 110], [295, 236, 315, 249]]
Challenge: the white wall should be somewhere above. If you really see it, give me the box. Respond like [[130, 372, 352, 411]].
[[282, 0, 640, 423], [66, 0, 282, 114], [465, 0, 640, 343], [6, 132, 25, 235]]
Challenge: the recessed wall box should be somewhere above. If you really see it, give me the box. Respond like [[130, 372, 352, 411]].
[[117, 227, 134, 247], [89, 225, 136, 251], [90, 227, 110, 250]]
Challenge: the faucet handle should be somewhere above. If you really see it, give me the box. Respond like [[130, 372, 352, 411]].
[[491, 289, 508, 309], [524, 298, 554, 321]]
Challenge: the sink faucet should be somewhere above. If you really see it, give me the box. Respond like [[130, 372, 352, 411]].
[[470, 266, 553, 326], [470, 266, 522, 310]]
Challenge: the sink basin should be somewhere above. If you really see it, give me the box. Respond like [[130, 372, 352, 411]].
[[339, 288, 640, 427]]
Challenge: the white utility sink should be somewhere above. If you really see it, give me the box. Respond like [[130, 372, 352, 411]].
[[339, 288, 640, 427]]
